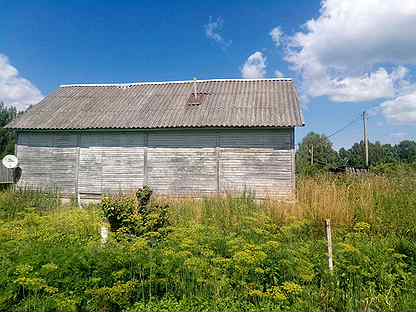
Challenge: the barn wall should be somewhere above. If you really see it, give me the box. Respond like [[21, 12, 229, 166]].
[[219, 129, 294, 198], [16, 128, 295, 199], [17, 132, 77, 194], [78, 132, 145, 199], [147, 131, 218, 196]]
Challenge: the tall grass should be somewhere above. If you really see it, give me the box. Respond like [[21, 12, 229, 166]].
[[164, 173, 415, 235], [0, 172, 415, 311], [0, 186, 62, 220], [265, 175, 385, 225]]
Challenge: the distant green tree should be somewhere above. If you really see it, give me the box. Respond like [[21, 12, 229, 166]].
[[345, 141, 367, 167], [381, 143, 400, 164], [369, 142, 386, 165], [296, 132, 340, 175], [340, 141, 400, 168], [367, 141, 400, 166], [0, 101, 17, 158], [338, 147, 350, 165], [396, 140, 416, 163], [297, 132, 416, 176]]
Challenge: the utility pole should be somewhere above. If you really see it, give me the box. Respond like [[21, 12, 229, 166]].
[[363, 111, 369, 167], [309, 145, 314, 165]]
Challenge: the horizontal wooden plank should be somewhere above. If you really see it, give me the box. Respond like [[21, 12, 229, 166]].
[[147, 146, 217, 194], [17, 133, 77, 193], [17, 129, 295, 199]]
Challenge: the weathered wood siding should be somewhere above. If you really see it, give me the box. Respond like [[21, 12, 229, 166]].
[[147, 131, 218, 196], [17, 132, 77, 193], [219, 130, 294, 198], [0, 166, 15, 184], [16, 128, 295, 199], [78, 132, 145, 198], [78, 133, 102, 196]]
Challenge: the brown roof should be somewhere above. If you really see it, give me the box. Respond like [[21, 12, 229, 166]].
[[6, 79, 304, 130]]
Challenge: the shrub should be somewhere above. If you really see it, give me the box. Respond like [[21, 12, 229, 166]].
[[101, 186, 169, 240], [101, 195, 136, 232]]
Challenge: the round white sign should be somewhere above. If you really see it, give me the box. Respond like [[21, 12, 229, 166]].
[[2, 155, 18, 169]]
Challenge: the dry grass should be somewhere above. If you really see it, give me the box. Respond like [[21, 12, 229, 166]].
[[159, 174, 396, 228], [263, 175, 390, 225]]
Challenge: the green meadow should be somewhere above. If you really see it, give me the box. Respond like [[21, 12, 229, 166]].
[[1, 168, 416, 311]]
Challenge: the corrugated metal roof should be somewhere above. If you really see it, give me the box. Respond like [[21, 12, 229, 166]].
[[6, 79, 304, 130]]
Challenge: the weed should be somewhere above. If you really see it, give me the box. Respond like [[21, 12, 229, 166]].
[[0, 173, 415, 311]]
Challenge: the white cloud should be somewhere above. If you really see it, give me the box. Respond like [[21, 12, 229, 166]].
[[270, 27, 283, 47], [204, 17, 231, 49], [312, 67, 408, 102], [274, 70, 284, 78], [285, 0, 416, 103], [241, 52, 266, 79], [0, 54, 43, 111], [381, 90, 416, 124]]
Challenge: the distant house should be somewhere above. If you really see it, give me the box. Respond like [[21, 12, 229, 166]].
[[6, 79, 304, 200]]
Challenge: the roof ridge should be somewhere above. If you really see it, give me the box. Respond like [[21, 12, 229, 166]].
[[59, 78, 293, 88]]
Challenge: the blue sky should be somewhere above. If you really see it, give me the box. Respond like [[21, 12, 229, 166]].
[[0, 0, 415, 148]]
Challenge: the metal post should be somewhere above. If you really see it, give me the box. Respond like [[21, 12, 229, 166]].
[[363, 111, 369, 167]]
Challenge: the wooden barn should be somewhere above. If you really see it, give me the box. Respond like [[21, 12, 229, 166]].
[[6, 79, 304, 201]]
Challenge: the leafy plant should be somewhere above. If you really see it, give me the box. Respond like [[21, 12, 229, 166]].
[[101, 186, 170, 240], [1, 173, 416, 311]]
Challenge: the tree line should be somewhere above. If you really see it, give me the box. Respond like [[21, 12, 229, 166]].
[[0, 102, 18, 159], [296, 132, 416, 175]]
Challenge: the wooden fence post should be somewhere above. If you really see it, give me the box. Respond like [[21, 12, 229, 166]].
[[100, 224, 109, 245], [325, 219, 334, 272]]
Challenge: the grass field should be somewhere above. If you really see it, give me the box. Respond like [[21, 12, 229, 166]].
[[1, 170, 416, 311]]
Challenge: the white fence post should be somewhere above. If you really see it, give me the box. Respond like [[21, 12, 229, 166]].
[[100, 224, 109, 245], [325, 219, 334, 272]]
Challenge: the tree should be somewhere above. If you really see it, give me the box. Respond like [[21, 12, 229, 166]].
[[396, 140, 416, 163], [0, 102, 17, 158], [381, 143, 400, 164], [296, 132, 416, 176], [296, 132, 339, 175], [340, 141, 400, 168]]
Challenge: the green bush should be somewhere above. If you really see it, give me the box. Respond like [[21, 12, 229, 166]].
[[1, 173, 416, 311], [101, 186, 169, 239], [101, 195, 136, 232]]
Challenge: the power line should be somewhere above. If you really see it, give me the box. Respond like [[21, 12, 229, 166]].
[[325, 102, 381, 139], [326, 115, 361, 138], [306, 108, 374, 168]]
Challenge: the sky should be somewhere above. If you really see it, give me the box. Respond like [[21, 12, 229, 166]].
[[0, 0, 415, 148]]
